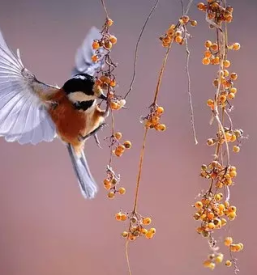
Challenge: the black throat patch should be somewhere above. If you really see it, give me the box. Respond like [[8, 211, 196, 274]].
[[73, 100, 95, 111]]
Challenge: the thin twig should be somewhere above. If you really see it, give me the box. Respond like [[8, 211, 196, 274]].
[[125, 239, 132, 275], [133, 128, 148, 212], [100, 0, 109, 18], [185, 36, 198, 144], [124, 0, 160, 99]]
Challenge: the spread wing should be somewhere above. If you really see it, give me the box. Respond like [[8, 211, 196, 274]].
[[71, 26, 105, 77], [0, 30, 58, 145]]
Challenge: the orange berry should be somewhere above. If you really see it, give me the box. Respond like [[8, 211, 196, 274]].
[[224, 237, 233, 246], [175, 35, 183, 44], [232, 43, 240, 50], [233, 145, 240, 153], [121, 214, 127, 221], [114, 149, 122, 157], [197, 2, 206, 11], [149, 228, 156, 234], [203, 260, 215, 270], [114, 132, 122, 140], [141, 228, 148, 235], [219, 95, 227, 103], [92, 41, 100, 50], [207, 138, 215, 146], [230, 72, 238, 80], [229, 170, 237, 178], [117, 145, 126, 152], [223, 60, 231, 68], [230, 134, 237, 142], [207, 99, 214, 106], [118, 187, 126, 195], [123, 140, 132, 149], [142, 217, 152, 225], [181, 15, 190, 24], [109, 35, 117, 44], [202, 57, 210, 65], [106, 18, 113, 26], [228, 93, 235, 99], [110, 80, 116, 87], [115, 212, 122, 221], [145, 231, 154, 239], [91, 55, 98, 62], [207, 212, 215, 220], [228, 206, 237, 212], [210, 43, 218, 51], [204, 50, 212, 58], [156, 106, 164, 114], [110, 101, 119, 110]]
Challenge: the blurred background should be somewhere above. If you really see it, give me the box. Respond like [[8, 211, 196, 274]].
[[0, 0, 257, 274]]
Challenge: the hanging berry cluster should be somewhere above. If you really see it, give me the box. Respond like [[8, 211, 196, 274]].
[[193, 1, 245, 273], [91, 14, 131, 199]]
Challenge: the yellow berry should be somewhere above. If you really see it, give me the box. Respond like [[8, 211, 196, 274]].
[[141, 228, 148, 235], [230, 87, 237, 94], [114, 132, 122, 140], [142, 217, 152, 225], [223, 60, 231, 68], [215, 253, 224, 263], [108, 191, 115, 199], [230, 72, 238, 80], [225, 260, 232, 267], [121, 231, 128, 238], [207, 138, 215, 146], [208, 222, 215, 230], [224, 237, 233, 246], [233, 145, 240, 153], [156, 123, 166, 131], [190, 20, 197, 27], [205, 40, 212, 48], [104, 41, 113, 50], [195, 201, 203, 209]]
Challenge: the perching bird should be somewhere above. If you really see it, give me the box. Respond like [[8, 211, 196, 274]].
[[0, 27, 108, 199]]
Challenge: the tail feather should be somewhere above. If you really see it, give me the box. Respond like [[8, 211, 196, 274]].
[[67, 144, 97, 199]]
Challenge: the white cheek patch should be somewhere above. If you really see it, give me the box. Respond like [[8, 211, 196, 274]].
[[68, 91, 95, 103]]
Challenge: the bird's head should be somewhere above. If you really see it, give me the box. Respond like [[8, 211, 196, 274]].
[[62, 73, 107, 110]]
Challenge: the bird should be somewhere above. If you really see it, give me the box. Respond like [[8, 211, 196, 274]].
[[0, 26, 109, 199]]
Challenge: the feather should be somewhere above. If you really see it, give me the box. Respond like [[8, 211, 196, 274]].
[[72, 26, 105, 76], [0, 30, 58, 144], [66, 143, 97, 199]]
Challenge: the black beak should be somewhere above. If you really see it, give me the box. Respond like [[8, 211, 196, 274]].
[[99, 93, 107, 100]]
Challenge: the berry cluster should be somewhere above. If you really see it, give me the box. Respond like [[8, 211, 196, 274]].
[[160, 15, 197, 47], [194, 1, 244, 272], [142, 105, 166, 132], [197, 1, 234, 24], [116, 212, 156, 241], [112, 132, 132, 157], [103, 165, 126, 199]]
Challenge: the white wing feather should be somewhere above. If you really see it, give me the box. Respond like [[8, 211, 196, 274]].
[[0, 30, 57, 145]]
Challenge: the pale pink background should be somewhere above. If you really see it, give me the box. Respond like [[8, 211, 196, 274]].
[[0, 0, 257, 274]]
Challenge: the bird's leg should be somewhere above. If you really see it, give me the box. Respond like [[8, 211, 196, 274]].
[[78, 122, 107, 145]]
